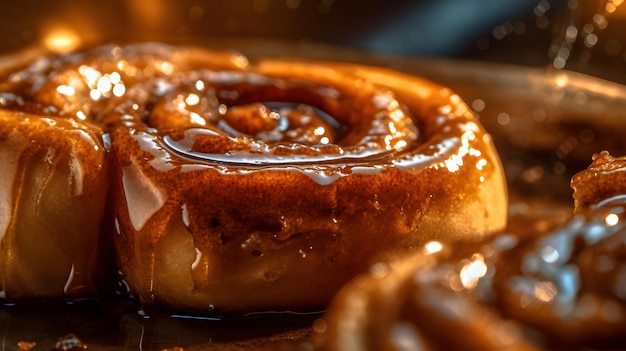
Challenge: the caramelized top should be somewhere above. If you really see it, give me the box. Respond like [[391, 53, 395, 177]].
[[0, 43, 493, 183]]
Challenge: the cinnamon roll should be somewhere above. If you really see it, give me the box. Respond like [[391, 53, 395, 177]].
[[0, 43, 507, 314]]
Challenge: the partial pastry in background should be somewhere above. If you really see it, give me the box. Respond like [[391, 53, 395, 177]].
[[310, 151, 626, 350]]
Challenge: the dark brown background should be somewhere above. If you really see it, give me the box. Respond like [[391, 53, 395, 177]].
[[0, 0, 624, 83]]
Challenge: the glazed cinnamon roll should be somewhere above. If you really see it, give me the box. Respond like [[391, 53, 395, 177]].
[[0, 43, 507, 314], [571, 151, 626, 211], [310, 153, 626, 351]]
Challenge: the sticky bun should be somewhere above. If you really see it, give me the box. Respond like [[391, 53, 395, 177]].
[[0, 43, 507, 314]]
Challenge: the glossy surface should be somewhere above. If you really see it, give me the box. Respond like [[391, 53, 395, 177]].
[[0, 41, 624, 350], [0, 43, 506, 315], [312, 158, 626, 350], [0, 110, 110, 299]]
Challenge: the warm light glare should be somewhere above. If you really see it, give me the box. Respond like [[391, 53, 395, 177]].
[[80, 66, 101, 86], [475, 159, 488, 171], [43, 28, 81, 53], [230, 54, 249, 69], [56, 85, 76, 96], [195, 80, 205, 91], [555, 75, 569, 88], [439, 123, 480, 173], [109, 72, 122, 85], [605, 213, 620, 226], [90, 90, 102, 101], [185, 94, 200, 106], [112, 84, 126, 97], [459, 254, 488, 289], [394, 140, 408, 150], [423, 241, 443, 255], [97, 77, 113, 94], [190, 112, 207, 126], [160, 62, 174, 75]]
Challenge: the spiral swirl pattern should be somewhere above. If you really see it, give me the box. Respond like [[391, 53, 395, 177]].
[[0, 43, 506, 314]]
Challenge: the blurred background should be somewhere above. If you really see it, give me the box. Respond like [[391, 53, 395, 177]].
[[0, 0, 625, 83], [0, 2, 625, 347]]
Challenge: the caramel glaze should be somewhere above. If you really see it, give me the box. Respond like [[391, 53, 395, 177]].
[[572, 151, 626, 211], [0, 43, 507, 314], [310, 152, 626, 351], [0, 112, 109, 299]]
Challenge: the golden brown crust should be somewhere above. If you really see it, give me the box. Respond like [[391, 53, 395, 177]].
[[0, 111, 109, 298], [0, 43, 507, 314]]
